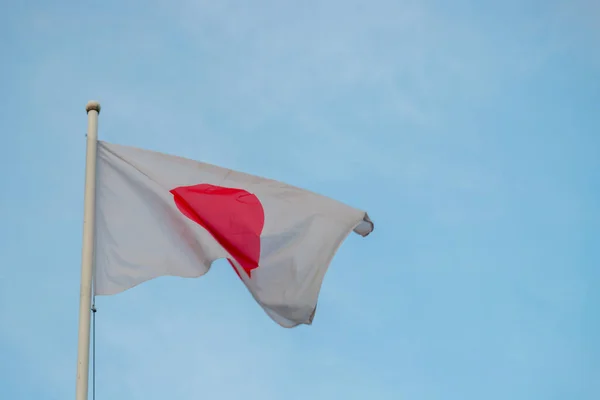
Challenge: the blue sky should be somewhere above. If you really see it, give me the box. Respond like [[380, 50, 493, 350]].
[[1, 0, 598, 399]]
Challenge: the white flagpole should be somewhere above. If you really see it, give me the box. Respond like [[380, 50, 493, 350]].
[[75, 101, 101, 400]]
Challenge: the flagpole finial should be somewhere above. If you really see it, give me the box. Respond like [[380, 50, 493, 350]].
[[86, 101, 101, 114]]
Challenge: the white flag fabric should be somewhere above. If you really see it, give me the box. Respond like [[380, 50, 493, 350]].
[[94, 141, 373, 327]]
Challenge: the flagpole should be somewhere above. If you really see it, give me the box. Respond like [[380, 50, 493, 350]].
[[75, 100, 101, 400]]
